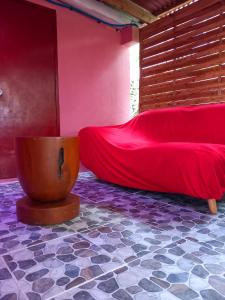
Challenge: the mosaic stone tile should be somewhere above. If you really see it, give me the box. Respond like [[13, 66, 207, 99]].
[[146, 191, 225, 218], [1, 172, 225, 300], [79, 208, 216, 265], [53, 237, 225, 300], [0, 182, 24, 213], [76, 184, 215, 235], [200, 289, 225, 300], [3, 233, 123, 299], [64, 216, 104, 234], [136, 188, 225, 219], [79, 186, 212, 228], [0, 256, 26, 299], [0, 213, 75, 255], [92, 200, 165, 226], [81, 221, 175, 264], [74, 173, 139, 197], [64, 201, 125, 233], [183, 224, 225, 263], [72, 179, 133, 201], [77, 172, 96, 181]]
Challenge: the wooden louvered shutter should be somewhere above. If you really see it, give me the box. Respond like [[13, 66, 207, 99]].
[[139, 0, 225, 112]]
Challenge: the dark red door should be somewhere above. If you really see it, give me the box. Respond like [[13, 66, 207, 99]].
[[0, 0, 59, 179]]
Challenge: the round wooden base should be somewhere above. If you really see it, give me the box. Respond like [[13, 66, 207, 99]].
[[16, 193, 80, 225]]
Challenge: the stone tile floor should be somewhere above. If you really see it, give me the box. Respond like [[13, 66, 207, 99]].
[[0, 172, 225, 299]]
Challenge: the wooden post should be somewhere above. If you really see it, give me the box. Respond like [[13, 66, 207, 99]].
[[208, 199, 217, 215]]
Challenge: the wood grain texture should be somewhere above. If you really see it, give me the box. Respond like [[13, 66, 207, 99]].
[[139, 0, 225, 110], [101, 0, 156, 23], [15, 137, 80, 225], [208, 199, 217, 215], [16, 194, 80, 225], [16, 137, 79, 202], [141, 0, 221, 38]]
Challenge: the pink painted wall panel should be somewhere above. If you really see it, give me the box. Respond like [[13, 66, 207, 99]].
[[28, 0, 131, 136]]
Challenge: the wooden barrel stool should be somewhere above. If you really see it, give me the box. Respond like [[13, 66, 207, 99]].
[[15, 137, 80, 225]]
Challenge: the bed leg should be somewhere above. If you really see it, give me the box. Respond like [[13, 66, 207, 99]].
[[208, 199, 217, 215]]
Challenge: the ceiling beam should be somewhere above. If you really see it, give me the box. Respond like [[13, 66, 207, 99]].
[[101, 0, 156, 23], [158, 0, 195, 18]]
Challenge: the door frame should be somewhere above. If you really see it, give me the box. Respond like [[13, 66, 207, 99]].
[[20, 0, 60, 135]]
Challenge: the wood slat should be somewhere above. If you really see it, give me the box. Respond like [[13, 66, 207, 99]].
[[142, 39, 225, 68], [142, 28, 225, 60], [141, 52, 225, 77], [140, 96, 225, 111], [142, 65, 225, 87], [141, 94, 225, 107], [142, 5, 222, 46], [139, 0, 225, 112], [142, 77, 225, 95], [141, 0, 222, 38], [142, 18, 225, 53], [141, 91, 225, 106], [142, 7, 223, 48]]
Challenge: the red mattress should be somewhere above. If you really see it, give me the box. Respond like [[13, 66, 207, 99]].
[[79, 104, 225, 200]]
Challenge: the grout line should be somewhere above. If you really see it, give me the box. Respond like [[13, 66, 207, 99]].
[[1, 176, 224, 299], [3, 228, 77, 256], [80, 195, 208, 236], [46, 232, 191, 299], [0, 193, 216, 258], [46, 262, 129, 300], [135, 192, 216, 218], [0, 255, 29, 300], [2, 216, 113, 257], [64, 220, 110, 235], [0, 173, 221, 219], [77, 195, 216, 242], [4, 177, 211, 220]]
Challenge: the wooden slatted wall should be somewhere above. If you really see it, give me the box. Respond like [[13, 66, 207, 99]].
[[139, 0, 225, 112]]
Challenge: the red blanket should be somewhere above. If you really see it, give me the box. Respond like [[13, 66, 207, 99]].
[[79, 104, 225, 200]]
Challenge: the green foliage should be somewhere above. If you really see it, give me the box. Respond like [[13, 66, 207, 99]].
[[130, 79, 139, 117]]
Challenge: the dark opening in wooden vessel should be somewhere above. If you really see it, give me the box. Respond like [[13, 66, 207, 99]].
[[16, 136, 80, 225]]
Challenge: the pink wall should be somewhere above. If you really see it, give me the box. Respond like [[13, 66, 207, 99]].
[[28, 0, 131, 136]]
